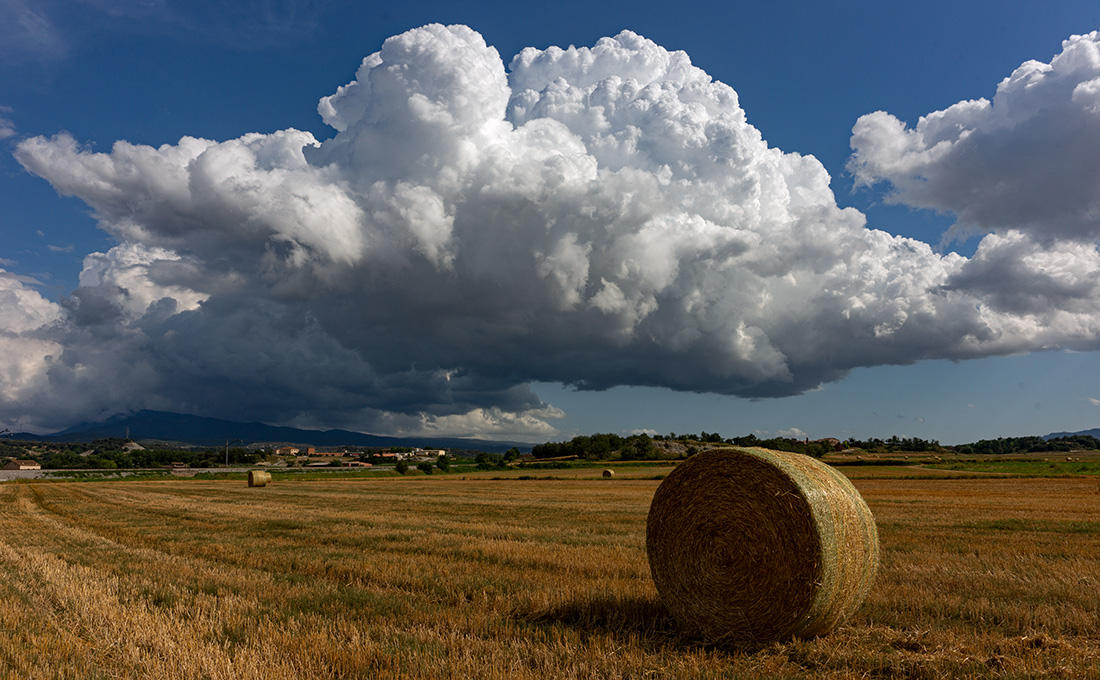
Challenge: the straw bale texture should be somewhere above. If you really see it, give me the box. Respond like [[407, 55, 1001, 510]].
[[247, 470, 271, 487], [646, 448, 878, 645], [602, 469, 615, 478]]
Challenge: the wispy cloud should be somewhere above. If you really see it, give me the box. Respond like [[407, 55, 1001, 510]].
[[2, 0, 328, 68], [0, 269, 45, 287], [0, 0, 67, 63], [0, 105, 15, 140], [1088, 397, 1100, 407]]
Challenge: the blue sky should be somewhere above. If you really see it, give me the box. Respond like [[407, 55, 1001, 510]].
[[2, 0, 1100, 443]]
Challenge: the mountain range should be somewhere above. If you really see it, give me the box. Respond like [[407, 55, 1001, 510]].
[[1043, 428, 1100, 440], [11, 410, 1097, 452], [11, 410, 529, 453]]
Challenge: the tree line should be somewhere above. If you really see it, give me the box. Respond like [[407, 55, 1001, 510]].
[[953, 434, 1100, 455], [529, 431, 1100, 460], [5, 431, 1100, 469], [1, 438, 261, 469]]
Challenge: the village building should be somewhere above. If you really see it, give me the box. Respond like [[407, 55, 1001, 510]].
[[3, 459, 41, 471], [274, 446, 300, 456]]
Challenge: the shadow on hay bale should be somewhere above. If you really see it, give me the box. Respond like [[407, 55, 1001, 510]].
[[248, 470, 272, 487], [646, 448, 879, 647]]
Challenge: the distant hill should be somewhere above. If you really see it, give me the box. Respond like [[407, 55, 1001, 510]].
[[1044, 427, 1100, 440], [11, 410, 527, 453]]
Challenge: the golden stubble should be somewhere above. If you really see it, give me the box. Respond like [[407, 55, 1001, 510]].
[[0, 474, 1098, 679]]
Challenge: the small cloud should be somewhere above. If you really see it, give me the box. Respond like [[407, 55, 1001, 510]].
[[47, 244, 74, 253], [914, 416, 925, 423], [778, 427, 808, 439], [628, 428, 658, 437], [0, 257, 15, 267], [1088, 397, 1100, 407], [0, 108, 14, 140], [0, 270, 45, 286]]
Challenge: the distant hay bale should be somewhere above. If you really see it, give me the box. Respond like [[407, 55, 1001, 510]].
[[603, 469, 615, 478], [248, 470, 271, 487], [646, 448, 879, 646]]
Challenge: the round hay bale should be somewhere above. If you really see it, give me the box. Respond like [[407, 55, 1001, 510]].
[[646, 448, 878, 645], [603, 469, 615, 478], [248, 470, 271, 487]]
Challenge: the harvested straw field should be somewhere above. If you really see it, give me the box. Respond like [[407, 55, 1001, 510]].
[[1, 473, 1099, 679]]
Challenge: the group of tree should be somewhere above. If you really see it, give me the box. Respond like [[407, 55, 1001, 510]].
[[0, 438, 262, 469], [474, 448, 521, 469], [841, 436, 945, 453], [722, 434, 840, 458], [531, 433, 658, 460], [954, 435, 1100, 455], [394, 454, 453, 475]]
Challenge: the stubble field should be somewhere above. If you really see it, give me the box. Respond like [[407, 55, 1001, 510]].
[[1, 470, 1099, 679]]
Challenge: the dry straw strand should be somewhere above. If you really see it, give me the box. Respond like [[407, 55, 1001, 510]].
[[248, 470, 272, 488], [645, 448, 879, 646]]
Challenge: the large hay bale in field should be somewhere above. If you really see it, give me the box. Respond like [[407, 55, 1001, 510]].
[[603, 469, 615, 478], [646, 448, 878, 645], [248, 470, 271, 487]]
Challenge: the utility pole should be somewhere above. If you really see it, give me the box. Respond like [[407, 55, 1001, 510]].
[[225, 439, 243, 467]]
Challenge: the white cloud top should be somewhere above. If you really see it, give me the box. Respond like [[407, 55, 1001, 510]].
[[6, 24, 1100, 436], [850, 30, 1100, 243]]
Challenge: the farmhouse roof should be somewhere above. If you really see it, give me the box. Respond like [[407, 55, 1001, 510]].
[[3, 459, 41, 470]]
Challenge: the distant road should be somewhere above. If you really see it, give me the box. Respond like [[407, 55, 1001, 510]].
[[0, 469, 48, 482]]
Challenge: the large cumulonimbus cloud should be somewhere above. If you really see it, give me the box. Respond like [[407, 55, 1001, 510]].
[[5, 24, 1100, 436]]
